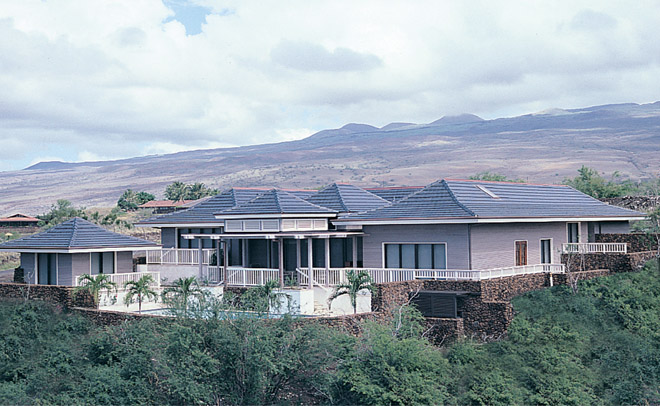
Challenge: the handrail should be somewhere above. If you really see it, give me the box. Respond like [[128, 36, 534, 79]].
[[75, 271, 161, 289], [562, 243, 627, 254], [147, 248, 215, 265]]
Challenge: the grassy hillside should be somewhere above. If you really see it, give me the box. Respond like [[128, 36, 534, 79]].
[[1, 262, 659, 405]]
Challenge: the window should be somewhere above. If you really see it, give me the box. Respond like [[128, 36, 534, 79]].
[[384, 243, 447, 269], [515, 241, 527, 266], [567, 222, 580, 243], [91, 252, 115, 274], [540, 239, 552, 264], [37, 253, 56, 285]]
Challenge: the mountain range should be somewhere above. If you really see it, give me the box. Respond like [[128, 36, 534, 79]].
[[2, 101, 660, 216]]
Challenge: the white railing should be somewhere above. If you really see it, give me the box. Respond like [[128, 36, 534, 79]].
[[296, 264, 565, 285], [562, 243, 627, 254], [203, 266, 279, 286], [147, 248, 215, 265], [75, 271, 161, 289]]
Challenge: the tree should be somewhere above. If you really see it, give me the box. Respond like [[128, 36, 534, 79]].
[[241, 279, 290, 317], [164, 181, 218, 201], [117, 189, 155, 211], [328, 270, 377, 314], [124, 275, 158, 313], [563, 166, 627, 198], [469, 172, 523, 183], [162, 276, 204, 315], [38, 199, 87, 227], [74, 274, 117, 307], [635, 206, 660, 273]]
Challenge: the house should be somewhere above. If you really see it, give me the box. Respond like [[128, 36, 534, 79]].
[[0, 218, 161, 287], [0, 213, 40, 228], [136, 179, 646, 287], [138, 199, 206, 214]]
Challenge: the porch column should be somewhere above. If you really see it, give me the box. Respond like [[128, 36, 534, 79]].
[[241, 239, 248, 267], [222, 240, 229, 288], [324, 237, 330, 287], [352, 236, 358, 268], [215, 239, 221, 284], [307, 237, 313, 289], [296, 239, 301, 285], [278, 238, 284, 287], [266, 241, 271, 268], [198, 242, 203, 280]]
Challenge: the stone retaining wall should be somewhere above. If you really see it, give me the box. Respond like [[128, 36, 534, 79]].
[[70, 307, 167, 325], [595, 233, 659, 253], [601, 196, 659, 212], [0, 282, 95, 308], [562, 251, 657, 273]]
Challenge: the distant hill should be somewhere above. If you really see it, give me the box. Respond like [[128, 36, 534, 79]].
[[2, 101, 660, 215]]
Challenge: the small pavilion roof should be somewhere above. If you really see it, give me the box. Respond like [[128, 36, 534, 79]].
[[0, 217, 160, 252], [305, 183, 388, 213], [218, 189, 337, 217]]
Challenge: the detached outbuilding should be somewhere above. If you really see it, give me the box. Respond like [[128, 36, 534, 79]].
[[0, 217, 160, 286]]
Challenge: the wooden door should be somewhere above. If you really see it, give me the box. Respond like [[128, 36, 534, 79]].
[[515, 241, 527, 266]]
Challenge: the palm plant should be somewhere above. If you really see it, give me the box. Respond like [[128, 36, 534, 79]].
[[124, 274, 158, 313], [74, 274, 117, 307], [328, 270, 377, 314], [162, 276, 204, 314]]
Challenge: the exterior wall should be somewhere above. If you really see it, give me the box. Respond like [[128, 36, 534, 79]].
[[162, 227, 176, 248], [144, 264, 200, 284], [361, 224, 470, 269], [470, 222, 567, 269], [598, 221, 631, 234], [20, 253, 36, 283], [116, 251, 133, 273], [71, 253, 91, 284], [57, 254, 73, 286]]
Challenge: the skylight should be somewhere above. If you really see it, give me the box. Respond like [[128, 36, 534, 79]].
[[476, 185, 500, 199]]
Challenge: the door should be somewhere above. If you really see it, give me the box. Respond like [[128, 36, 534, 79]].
[[515, 241, 527, 266], [540, 239, 552, 264]]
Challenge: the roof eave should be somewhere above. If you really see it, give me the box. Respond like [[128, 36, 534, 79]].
[[0, 245, 162, 253], [334, 215, 646, 226]]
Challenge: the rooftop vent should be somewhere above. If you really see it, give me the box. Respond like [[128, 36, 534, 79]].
[[476, 185, 500, 199]]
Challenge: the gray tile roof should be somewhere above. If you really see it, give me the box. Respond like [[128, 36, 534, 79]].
[[365, 186, 424, 202], [305, 183, 388, 212], [0, 218, 159, 251], [136, 188, 319, 226], [444, 179, 643, 218], [337, 179, 645, 221], [219, 189, 337, 216], [136, 188, 267, 225]]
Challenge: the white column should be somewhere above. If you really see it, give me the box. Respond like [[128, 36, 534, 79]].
[[324, 237, 330, 287], [222, 240, 229, 288], [296, 239, 301, 284], [307, 238, 313, 289], [242, 239, 248, 267], [352, 236, 358, 268], [278, 239, 284, 287], [198, 242, 203, 280]]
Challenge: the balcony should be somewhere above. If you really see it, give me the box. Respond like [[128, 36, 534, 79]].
[[561, 243, 627, 254]]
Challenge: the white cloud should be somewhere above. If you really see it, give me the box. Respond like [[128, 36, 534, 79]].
[[0, 0, 659, 170]]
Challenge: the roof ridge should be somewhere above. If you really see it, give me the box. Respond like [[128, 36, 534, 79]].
[[445, 178, 569, 187], [330, 184, 350, 212], [272, 189, 283, 212], [440, 180, 477, 217]]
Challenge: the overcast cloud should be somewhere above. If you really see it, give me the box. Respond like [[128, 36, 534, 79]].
[[1, 0, 659, 171]]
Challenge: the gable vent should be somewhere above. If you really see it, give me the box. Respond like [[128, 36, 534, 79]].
[[475, 185, 500, 199]]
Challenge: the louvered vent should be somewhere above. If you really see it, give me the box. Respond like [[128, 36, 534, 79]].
[[281, 219, 296, 230], [261, 220, 280, 231], [225, 220, 243, 231], [297, 219, 313, 230], [313, 219, 327, 230], [243, 220, 261, 231]]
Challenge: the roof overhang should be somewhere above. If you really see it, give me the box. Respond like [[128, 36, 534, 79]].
[[333, 216, 647, 226], [134, 223, 224, 228], [214, 213, 336, 219], [1, 246, 162, 254], [181, 231, 364, 240]]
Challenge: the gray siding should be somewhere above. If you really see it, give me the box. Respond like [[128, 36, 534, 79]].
[[470, 222, 567, 269], [57, 254, 73, 286], [116, 251, 133, 273], [599, 221, 631, 234], [362, 224, 470, 269], [71, 253, 91, 283], [20, 253, 36, 283], [162, 228, 176, 248]]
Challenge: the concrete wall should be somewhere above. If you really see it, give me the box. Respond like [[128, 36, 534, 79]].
[[162, 227, 176, 248], [470, 222, 567, 269], [362, 224, 470, 269], [144, 264, 200, 284]]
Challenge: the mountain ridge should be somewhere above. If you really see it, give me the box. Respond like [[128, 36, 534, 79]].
[[3, 101, 660, 216]]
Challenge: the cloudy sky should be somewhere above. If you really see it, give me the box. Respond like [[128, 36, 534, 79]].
[[1, 1, 659, 171]]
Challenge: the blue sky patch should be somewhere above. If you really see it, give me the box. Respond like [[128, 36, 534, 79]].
[[162, 0, 212, 35]]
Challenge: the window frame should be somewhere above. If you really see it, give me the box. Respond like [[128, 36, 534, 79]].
[[382, 242, 447, 269]]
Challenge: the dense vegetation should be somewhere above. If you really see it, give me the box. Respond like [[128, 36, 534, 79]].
[[2, 262, 660, 405]]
